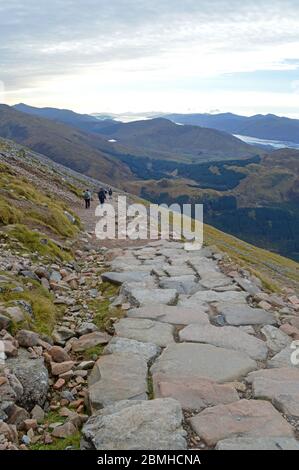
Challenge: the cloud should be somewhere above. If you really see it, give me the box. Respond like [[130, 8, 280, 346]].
[[1, 0, 299, 112]]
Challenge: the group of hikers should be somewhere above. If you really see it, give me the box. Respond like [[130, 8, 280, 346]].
[[83, 187, 113, 209]]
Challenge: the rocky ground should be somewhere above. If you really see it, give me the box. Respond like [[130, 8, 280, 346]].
[[1, 216, 299, 450]]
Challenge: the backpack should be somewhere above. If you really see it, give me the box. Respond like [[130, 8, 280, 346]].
[[83, 191, 91, 200]]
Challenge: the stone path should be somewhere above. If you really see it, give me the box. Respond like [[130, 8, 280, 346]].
[[82, 238, 299, 450]]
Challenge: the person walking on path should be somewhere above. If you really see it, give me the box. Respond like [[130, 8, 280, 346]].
[[98, 188, 107, 206], [108, 188, 113, 199], [83, 189, 92, 209]]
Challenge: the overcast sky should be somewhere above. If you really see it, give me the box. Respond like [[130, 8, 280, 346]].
[[1, 0, 299, 116]]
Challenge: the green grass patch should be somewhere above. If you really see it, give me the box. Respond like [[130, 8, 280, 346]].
[[0, 199, 22, 225], [7, 224, 72, 261], [0, 277, 58, 336], [82, 344, 104, 361]]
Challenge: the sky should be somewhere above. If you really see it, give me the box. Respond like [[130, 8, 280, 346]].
[[1, 0, 299, 116]]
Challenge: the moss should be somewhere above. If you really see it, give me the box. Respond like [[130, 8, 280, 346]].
[[7, 224, 72, 261]]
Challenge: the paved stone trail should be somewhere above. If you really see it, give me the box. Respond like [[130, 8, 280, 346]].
[[2, 190, 299, 450], [81, 227, 299, 450]]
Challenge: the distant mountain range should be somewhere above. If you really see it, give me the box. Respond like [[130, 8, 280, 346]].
[[1, 103, 299, 260], [163, 112, 299, 144], [0, 104, 132, 183], [11, 104, 259, 163]]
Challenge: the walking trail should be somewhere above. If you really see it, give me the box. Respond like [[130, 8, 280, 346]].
[[77, 196, 299, 450]]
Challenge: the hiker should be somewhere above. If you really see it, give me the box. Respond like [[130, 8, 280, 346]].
[[83, 189, 92, 209], [108, 188, 113, 199], [98, 187, 106, 206]]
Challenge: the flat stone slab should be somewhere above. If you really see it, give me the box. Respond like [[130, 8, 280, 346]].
[[154, 377, 239, 410], [159, 275, 201, 295], [261, 325, 291, 353], [246, 367, 299, 417], [216, 303, 276, 326], [216, 437, 299, 450], [180, 291, 248, 308], [123, 287, 178, 307], [104, 337, 161, 363], [127, 305, 210, 325], [190, 399, 294, 446], [179, 324, 268, 361], [164, 265, 195, 277], [115, 318, 175, 347], [81, 398, 187, 450], [151, 343, 257, 384], [199, 271, 232, 289], [72, 331, 111, 352], [101, 271, 151, 285], [88, 352, 148, 412], [268, 345, 299, 369]]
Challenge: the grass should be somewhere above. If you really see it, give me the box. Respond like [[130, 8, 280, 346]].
[[0, 199, 22, 225], [0, 164, 80, 239], [0, 275, 58, 336], [29, 412, 80, 450], [87, 282, 123, 330], [6, 224, 72, 261], [82, 344, 104, 361], [29, 432, 81, 450]]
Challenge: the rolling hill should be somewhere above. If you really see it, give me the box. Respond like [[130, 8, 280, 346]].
[[86, 117, 260, 162], [11, 104, 260, 163], [0, 104, 132, 183], [164, 112, 299, 144]]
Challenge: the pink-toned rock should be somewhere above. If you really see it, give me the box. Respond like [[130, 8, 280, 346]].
[[51, 421, 77, 438], [4, 340, 18, 357], [71, 331, 111, 352], [51, 361, 75, 376], [23, 419, 38, 431], [54, 378, 66, 390], [280, 324, 299, 340], [49, 346, 71, 363], [0, 422, 18, 442], [155, 376, 239, 410], [258, 301, 272, 311], [190, 399, 294, 446], [289, 295, 299, 306]]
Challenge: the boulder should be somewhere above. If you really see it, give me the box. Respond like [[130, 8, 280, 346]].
[[6, 349, 49, 410]]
